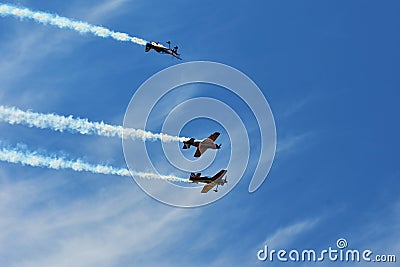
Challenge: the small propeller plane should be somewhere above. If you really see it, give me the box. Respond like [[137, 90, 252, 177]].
[[145, 41, 182, 60], [182, 132, 221, 158], [189, 169, 228, 193]]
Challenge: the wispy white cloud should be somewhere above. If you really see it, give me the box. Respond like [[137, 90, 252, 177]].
[[263, 217, 320, 248], [0, 170, 200, 267], [84, 0, 130, 22], [277, 132, 314, 154], [0, 29, 69, 95], [262, 200, 400, 267], [0, 16, 83, 110], [281, 94, 315, 118]]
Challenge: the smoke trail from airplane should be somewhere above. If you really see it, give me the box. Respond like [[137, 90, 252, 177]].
[[0, 144, 190, 182], [0, 105, 186, 142], [0, 3, 147, 46]]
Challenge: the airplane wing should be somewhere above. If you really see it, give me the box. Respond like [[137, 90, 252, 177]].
[[207, 132, 220, 142], [212, 170, 227, 180], [194, 147, 202, 157], [201, 181, 218, 193], [200, 170, 227, 193], [172, 52, 182, 60], [195, 143, 209, 157]]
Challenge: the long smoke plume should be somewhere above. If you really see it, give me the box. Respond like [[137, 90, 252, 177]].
[[0, 3, 147, 45], [0, 105, 186, 142], [0, 144, 190, 183]]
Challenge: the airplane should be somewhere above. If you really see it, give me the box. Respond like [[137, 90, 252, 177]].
[[189, 169, 228, 193], [145, 41, 182, 60], [182, 132, 221, 158]]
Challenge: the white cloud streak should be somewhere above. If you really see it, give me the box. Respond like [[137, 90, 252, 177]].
[[0, 3, 147, 45], [264, 218, 320, 248], [277, 132, 313, 154], [0, 175, 199, 267]]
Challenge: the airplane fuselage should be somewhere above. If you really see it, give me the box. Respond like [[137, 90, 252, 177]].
[[145, 42, 182, 60], [189, 170, 227, 193], [182, 132, 221, 157], [190, 141, 200, 147], [189, 170, 227, 184], [187, 138, 217, 149], [199, 141, 218, 150], [190, 177, 213, 184]]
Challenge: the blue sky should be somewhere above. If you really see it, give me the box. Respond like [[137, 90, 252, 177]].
[[0, 0, 399, 266]]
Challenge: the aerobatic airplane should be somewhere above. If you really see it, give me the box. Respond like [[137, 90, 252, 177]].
[[189, 169, 228, 193], [145, 41, 182, 60], [182, 132, 221, 158]]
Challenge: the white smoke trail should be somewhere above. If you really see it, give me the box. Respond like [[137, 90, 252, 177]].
[[0, 105, 187, 142], [0, 144, 190, 183], [0, 3, 147, 46]]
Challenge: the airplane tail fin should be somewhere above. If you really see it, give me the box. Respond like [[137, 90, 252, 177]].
[[145, 43, 151, 52], [182, 138, 195, 149], [190, 172, 201, 183], [216, 144, 222, 149]]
